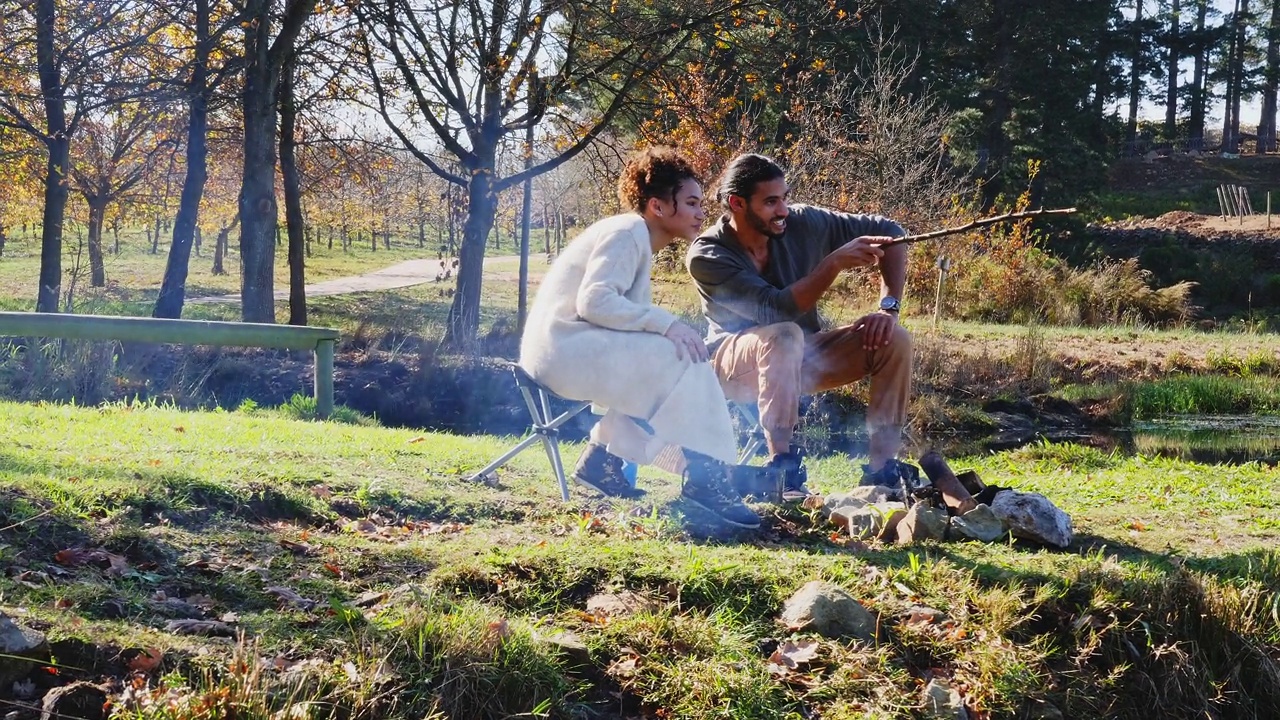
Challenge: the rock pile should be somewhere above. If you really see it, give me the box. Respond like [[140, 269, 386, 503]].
[[820, 457, 1074, 549]]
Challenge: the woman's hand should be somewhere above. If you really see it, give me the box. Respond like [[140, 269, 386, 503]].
[[664, 322, 710, 362]]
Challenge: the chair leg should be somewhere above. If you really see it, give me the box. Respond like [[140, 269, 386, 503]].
[[470, 381, 588, 500]]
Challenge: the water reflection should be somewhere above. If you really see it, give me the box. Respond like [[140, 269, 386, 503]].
[[793, 415, 1280, 466]]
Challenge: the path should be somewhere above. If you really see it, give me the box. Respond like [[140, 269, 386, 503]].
[[186, 254, 525, 305]]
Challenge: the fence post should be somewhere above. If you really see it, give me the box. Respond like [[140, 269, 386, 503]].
[[315, 339, 335, 418], [933, 256, 951, 328]]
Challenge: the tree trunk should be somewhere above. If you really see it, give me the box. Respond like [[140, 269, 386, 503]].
[[154, 0, 210, 318], [1127, 0, 1144, 149], [443, 170, 497, 350], [1259, 0, 1280, 152], [239, 2, 280, 323], [111, 216, 120, 254], [212, 216, 236, 275], [87, 198, 107, 287], [279, 52, 307, 327], [195, 225, 202, 256], [1224, 0, 1244, 153], [35, 0, 67, 314], [518, 118, 534, 334], [0, 222, 7, 257], [1165, 0, 1180, 138], [1190, 0, 1208, 144], [151, 216, 161, 254]]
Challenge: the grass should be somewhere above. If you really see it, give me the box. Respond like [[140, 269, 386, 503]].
[[1, 400, 1278, 719]]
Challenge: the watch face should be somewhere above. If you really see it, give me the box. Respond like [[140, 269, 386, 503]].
[[879, 297, 900, 312]]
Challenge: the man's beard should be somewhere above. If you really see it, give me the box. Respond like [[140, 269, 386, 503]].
[[748, 207, 785, 240]]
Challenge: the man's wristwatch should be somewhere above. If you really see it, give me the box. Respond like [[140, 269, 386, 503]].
[[879, 296, 901, 313]]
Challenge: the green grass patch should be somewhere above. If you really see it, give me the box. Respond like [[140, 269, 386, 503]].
[[0, 401, 1278, 718]]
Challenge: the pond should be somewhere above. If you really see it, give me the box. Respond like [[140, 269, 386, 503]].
[[797, 415, 1280, 467]]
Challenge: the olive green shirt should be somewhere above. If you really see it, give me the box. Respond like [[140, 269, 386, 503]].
[[685, 204, 904, 348]]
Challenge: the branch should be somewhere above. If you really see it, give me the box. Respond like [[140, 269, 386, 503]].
[[879, 207, 1078, 247]]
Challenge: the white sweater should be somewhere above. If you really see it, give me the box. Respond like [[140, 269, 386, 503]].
[[519, 214, 735, 464]]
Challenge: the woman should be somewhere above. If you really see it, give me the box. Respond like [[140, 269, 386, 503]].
[[519, 146, 758, 528]]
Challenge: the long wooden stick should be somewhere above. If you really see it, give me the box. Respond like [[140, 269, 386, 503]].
[[880, 207, 1078, 247]]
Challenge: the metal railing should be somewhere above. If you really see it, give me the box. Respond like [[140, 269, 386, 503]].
[[0, 312, 340, 417]]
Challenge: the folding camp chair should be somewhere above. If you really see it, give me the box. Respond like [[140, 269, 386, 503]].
[[467, 363, 591, 501]]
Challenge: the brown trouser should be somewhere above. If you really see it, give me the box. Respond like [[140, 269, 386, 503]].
[[712, 321, 912, 458]]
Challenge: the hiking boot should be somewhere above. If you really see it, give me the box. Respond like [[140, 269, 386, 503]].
[[682, 457, 761, 529], [573, 443, 642, 498], [768, 451, 813, 501], [860, 458, 922, 490]]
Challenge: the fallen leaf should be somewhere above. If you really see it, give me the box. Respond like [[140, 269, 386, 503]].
[[173, 426, 185, 433], [408, 436, 427, 444], [165, 619, 234, 637], [323, 562, 344, 578], [53, 598, 73, 610], [266, 586, 320, 610], [487, 618, 511, 641], [126, 648, 164, 673], [310, 484, 332, 499], [279, 539, 314, 556], [767, 639, 820, 672], [1126, 520, 1147, 532]]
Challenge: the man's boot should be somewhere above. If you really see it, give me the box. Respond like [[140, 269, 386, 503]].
[[573, 443, 642, 498], [767, 451, 813, 501], [681, 452, 761, 529]]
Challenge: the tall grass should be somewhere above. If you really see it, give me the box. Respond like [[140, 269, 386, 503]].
[[1125, 375, 1280, 419]]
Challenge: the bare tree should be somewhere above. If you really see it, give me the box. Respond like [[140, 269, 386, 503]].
[[353, 0, 754, 349]]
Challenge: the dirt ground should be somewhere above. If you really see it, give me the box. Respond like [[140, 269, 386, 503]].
[[1108, 208, 1280, 237]]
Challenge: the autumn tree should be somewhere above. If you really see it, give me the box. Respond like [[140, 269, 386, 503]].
[[0, 0, 161, 312], [70, 101, 178, 286], [353, 0, 756, 349], [155, 0, 244, 319]]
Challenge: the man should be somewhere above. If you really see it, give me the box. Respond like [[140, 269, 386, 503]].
[[686, 153, 916, 495]]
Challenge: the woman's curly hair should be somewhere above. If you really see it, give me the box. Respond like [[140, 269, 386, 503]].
[[617, 146, 701, 214]]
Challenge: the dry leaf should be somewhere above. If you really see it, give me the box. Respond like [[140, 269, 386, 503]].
[[279, 539, 314, 556], [310, 485, 333, 499], [53, 598, 73, 610], [126, 648, 164, 673], [266, 586, 320, 610], [323, 562, 344, 577], [408, 436, 427, 444], [165, 619, 234, 637], [173, 426, 185, 433]]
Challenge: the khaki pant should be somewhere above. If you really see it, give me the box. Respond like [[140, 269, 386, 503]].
[[712, 321, 912, 458]]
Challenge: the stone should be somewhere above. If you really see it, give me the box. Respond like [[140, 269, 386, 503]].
[[990, 490, 1074, 548], [949, 504, 1007, 543], [823, 485, 898, 515], [780, 580, 877, 640], [541, 631, 591, 670], [896, 504, 948, 543], [831, 502, 906, 540], [922, 678, 968, 719], [41, 681, 109, 720], [0, 613, 49, 689], [586, 590, 660, 617], [1023, 700, 1065, 720]]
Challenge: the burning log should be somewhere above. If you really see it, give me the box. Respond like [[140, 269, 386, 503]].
[[917, 451, 978, 515]]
